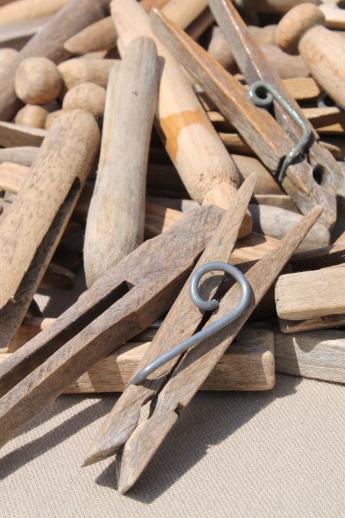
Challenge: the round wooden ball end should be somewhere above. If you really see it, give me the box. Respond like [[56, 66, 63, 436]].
[[275, 3, 325, 55]]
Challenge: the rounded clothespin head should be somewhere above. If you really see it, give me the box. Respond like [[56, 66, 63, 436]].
[[275, 3, 325, 55]]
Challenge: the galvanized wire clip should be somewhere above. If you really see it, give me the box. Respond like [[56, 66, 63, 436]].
[[129, 261, 251, 385], [248, 80, 312, 183]]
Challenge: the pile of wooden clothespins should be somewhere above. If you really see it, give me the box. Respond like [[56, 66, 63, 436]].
[[0, 0, 345, 494]]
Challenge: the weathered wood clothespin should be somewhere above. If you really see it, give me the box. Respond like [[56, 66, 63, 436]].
[[84, 37, 159, 286], [275, 266, 345, 332], [151, 8, 336, 228], [208, 0, 345, 207], [0, 110, 100, 348], [111, 0, 252, 237], [83, 175, 322, 493], [0, 203, 228, 450]]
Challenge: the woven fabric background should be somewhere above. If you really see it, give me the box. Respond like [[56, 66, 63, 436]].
[[1, 374, 344, 517]]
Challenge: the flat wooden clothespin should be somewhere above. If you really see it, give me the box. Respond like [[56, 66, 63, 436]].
[[151, 7, 338, 229], [0, 203, 229, 450], [83, 175, 322, 494], [275, 266, 345, 332], [208, 0, 345, 207]]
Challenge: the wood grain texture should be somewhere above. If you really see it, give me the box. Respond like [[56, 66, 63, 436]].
[[0, 146, 38, 165], [84, 38, 159, 286], [112, 207, 323, 493], [275, 328, 345, 383], [0, 0, 106, 121], [209, 0, 345, 211], [3, 325, 274, 391], [0, 121, 46, 146], [275, 267, 345, 320], [233, 154, 283, 194], [253, 194, 298, 213], [249, 204, 330, 251], [151, 9, 336, 228], [111, 0, 244, 219], [0, 205, 225, 449], [0, 110, 100, 312], [279, 313, 345, 333], [84, 173, 258, 467], [0, 178, 87, 347]]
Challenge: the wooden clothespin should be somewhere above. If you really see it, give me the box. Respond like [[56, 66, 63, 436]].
[[0, 203, 228, 450], [83, 175, 322, 493], [208, 0, 345, 206], [0, 110, 100, 348], [111, 0, 252, 238], [84, 37, 159, 287], [275, 265, 345, 332], [151, 7, 338, 228]]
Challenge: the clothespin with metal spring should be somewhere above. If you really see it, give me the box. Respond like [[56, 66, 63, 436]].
[[150, 8, 338, 229], [83, 173, 323, 495], [206, 0, 345, 215]]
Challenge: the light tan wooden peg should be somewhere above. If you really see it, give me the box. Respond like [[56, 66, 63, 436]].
[[276, 3, 345, 110]]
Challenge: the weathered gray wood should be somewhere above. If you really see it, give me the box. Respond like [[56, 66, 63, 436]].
[[84, 173, 257, 467], [275, 267, 345, 321], [249, 204, 330, 251], [208, 0, 345, 214], [0, 110, 99, 313], [275, 328, 345, 383], [84, 38, 159, 286], [151, 9, 336, 228], [111, 0, 251, 234], [111, 207, 322, 494], [0, 205, 226, 449], [0, 110, 100, 347]]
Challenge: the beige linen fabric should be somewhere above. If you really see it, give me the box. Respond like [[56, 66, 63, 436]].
[[1, 374, 344, 518]]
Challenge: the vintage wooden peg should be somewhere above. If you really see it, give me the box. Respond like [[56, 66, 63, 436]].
[[208, 0, 345, 212], [275, 3, 345, 111], [111, 0, 252, 237], [275, 266, 345, 331], [0, 110, 100, 348], [84, 38, 159, 286], [151, 9, 336, 227], [0, 204, 226, 450], [84, 202, 322, 491], [84, 172, 258, 467]]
